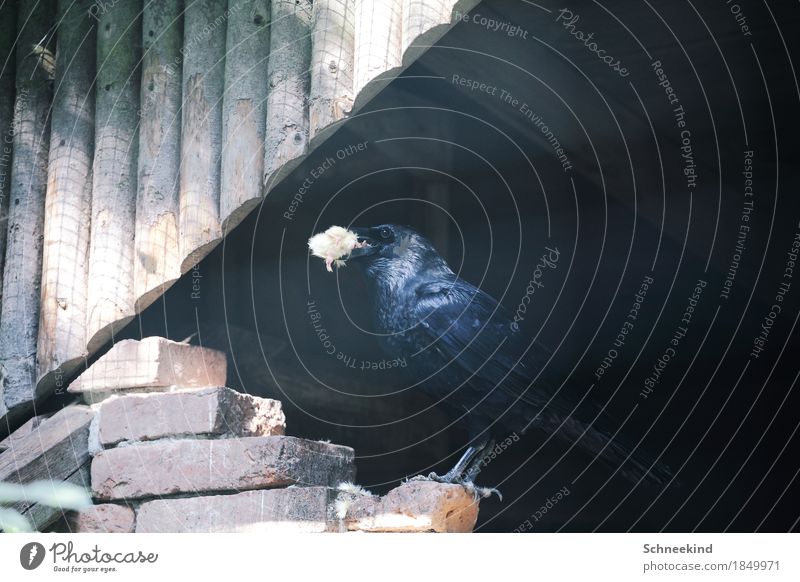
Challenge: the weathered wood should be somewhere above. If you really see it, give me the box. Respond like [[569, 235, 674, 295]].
[[0, 0, 17, 313], [219, 0, 270, 233], [264, 0, 312, 189], [134, 0, 183, 311], [37, 0, 97, 396], [22, 460, 91, 532], [402, 1, 457, 57], [353, 0, 403, 96], [0, 413, 52, 452], [178, 0, 226, 271], [86, 1, 142, 352], [309, 0, 355, 142], [0, 0, 56, 418], [0, 405, 94, 524]]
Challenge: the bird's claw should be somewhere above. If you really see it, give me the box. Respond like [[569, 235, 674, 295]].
[[461, 480, 503, 502]]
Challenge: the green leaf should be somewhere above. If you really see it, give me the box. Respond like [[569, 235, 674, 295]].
[[0, 507, 33, 533], [0, 480, 92, 511]]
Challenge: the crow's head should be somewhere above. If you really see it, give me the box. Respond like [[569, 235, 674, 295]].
[[348, 224, 451, 283]]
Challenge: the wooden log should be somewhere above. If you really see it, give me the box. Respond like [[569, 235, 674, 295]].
[[0, 0, 17, 313], [401, 0, 457, 57], [0, 406, 94, 514], [263, 0, 312, 189], [86, 1, 142, 352], [178, 0, 227, 271], [0, 0, 56, 418], [36, 0, 97, 396], [134, 0, 183, 311], [219, 0, 270, 233], [308, 0, 355, 142], [353, 0, 403, 96]]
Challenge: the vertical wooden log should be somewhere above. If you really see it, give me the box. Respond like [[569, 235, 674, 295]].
[[37, 0, 97, 394], [87, 0, 142, 351], [353, 0, 403, 96], [134, 0, 183, 310], [0, 0, 17, 314], [401, 0, 457, 56], [308, 0, 355, 140], [264, 0, 312, 189], [178, 0, 226, 270], [0, 0, 56, 416], [219, 0, 270, 233], [308, 0, 355, 143]]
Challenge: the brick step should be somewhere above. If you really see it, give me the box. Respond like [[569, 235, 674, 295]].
[[91, 436, 356, 500], [93, 386, 285, 448], [69, 337, 227, 402]]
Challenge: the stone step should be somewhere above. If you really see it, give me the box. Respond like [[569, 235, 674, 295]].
[[91, 436, 355, 500], [135, 487, 332, 533], [128, 481, 480, 533], [341, 481, 479, 533], [95, 386, 285, 448], [69, 337, 226, 402]]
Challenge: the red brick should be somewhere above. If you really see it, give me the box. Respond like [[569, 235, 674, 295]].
[[69, 504, 135, 533], [97, 387, 285, 447], [69, 337, 226, 399], [136, 487, 332, 533], [91, 436, 355, 500]]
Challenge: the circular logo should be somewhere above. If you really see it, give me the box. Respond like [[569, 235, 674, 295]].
[[19, 542, 46, 570]]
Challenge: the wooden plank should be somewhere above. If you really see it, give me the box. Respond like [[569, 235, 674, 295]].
[[86, 0, 142, 352], [219, 0, 271, 233], [22, 459, 91, 532], [0, 0, 56, 418], [353, 0, 403, 96], [178, 0, 226, 271], [308, 0, 355, 142], [0, 413, 52, 453], [0, 0, 17, 313], [263, 0, 312, 189], [134, 0, 184, 312], [36, 0, 97, 396], [0, 405, 94, 524]]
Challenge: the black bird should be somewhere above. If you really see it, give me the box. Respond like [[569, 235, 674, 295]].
[[346, 224, 670, 496]]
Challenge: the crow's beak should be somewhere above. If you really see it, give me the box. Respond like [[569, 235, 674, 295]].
[[349, 227, 380, 258]]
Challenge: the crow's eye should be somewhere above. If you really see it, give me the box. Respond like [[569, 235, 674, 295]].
[[379, 227, 392, 240]]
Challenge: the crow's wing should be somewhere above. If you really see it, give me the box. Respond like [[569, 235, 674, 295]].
[[411, 277, 575, 420]]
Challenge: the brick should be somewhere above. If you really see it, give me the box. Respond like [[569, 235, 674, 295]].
[[97, 387, 285, 447], [136, 487, 332, 533], [343, 481, 479, 533], [68, 337, 226, 400], [91, 436, 355, 500], [69, 504, 135, 533]]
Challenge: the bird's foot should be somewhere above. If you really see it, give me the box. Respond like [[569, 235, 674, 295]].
[[407, 471, 459, 484], [461, 480, 503, 502]]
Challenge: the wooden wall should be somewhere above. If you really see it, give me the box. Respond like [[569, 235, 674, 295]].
[[0, 0, 476, 429]]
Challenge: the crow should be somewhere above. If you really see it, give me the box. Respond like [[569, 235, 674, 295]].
[[345, 224, 671, 497]]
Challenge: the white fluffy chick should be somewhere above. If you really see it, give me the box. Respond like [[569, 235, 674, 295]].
[[308, 225, 365, 272]]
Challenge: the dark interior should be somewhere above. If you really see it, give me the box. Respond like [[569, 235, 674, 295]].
[[87, 0, 800, 531]]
